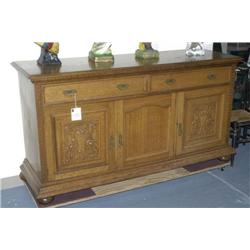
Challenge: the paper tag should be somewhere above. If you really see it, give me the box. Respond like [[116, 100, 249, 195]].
[[71, 107, 82, 121]]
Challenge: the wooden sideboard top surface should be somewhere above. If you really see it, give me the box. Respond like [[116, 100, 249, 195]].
[[11, 50, 240, 83]]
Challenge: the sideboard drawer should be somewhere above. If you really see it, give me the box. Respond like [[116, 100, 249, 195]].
[[44, 76, 148, 104], [151, 67, 232, 92]]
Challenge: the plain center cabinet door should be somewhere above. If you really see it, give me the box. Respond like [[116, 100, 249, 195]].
[[117, 94, 176, 169], [43, 101, 116, 182]]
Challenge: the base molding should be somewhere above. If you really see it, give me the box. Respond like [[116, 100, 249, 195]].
[[25, 158, 231, 208], [20, 146, 234, 201], [20, 159, 41, 197]]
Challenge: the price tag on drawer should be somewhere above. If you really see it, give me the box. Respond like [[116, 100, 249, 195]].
[[70, 93, 82, 121], [71, 107, 82, 121]]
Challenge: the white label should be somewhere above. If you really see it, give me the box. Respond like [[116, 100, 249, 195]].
[[71, 107, 82, 121]]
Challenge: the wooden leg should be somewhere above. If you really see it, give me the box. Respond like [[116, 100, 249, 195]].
[[230, 154, 236, 167], [217, 155, 231, 171], [231, 121, 241, 167], [38, 197, 55, 205], [231, 122, 240, 149], [243, 127, 248, 145]]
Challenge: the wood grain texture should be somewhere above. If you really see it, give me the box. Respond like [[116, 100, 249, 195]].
[[11, 50, 240, 83], [176, 85, 231, 155], [44, 101, 115, 181], [122, 94, 175, 168], [43, 75, 148, 105], [231, 109, 250, 122], [18, 74, 41, 179], [12, 50, 240, 201], [151, 66, 232, 92], [28, 146, 234, 199]]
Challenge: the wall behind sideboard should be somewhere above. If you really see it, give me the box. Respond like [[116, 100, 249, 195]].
[[0, 0, 242, 178]]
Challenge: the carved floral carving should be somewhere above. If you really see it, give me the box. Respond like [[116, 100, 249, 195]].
[[190, 103, 217, 138], [62, 120, 99, 166]]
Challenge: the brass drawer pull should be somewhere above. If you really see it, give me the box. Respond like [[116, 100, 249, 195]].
[[63, 89, 77, 96], [207, 74, 216, 80], [117, 83, 129, 90], [165, 79, 176, 85]]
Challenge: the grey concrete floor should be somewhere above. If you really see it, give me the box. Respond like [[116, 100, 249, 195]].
[[1, 144, 249, 208]]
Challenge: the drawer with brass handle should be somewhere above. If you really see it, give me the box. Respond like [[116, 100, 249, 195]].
[[117, 83, 129, 90], [63, 89, 77, 96], [207, 74, 216, 80], [44, 76, 148, 105], [151, 67, 232, 92], [165, 79, 176, 85]]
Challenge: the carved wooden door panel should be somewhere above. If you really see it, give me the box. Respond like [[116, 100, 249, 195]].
[[176, 85, 231, 156], [44, 101, 115, 181], [118, 94, 176, 169]]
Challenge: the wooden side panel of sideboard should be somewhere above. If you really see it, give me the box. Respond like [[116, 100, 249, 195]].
[[18, 74, 41, 179]]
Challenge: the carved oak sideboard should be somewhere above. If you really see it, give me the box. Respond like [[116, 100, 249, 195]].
[[12, 50, 240, 204]]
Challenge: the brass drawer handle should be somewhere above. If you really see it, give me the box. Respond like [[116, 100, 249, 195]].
[[207, 74, 216, 80], [117, 83, 129, 90], [63, 89, 77, 96], [165, 79, 176, 85]]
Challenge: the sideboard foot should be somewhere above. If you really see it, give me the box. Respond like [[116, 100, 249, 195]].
[[217, 155, 231, 162], [38, 197, 54, 205], [218, 155, 231, 171]]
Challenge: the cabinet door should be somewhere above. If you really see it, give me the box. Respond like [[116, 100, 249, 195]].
[[118, 94, 176, 168], [176, 85, 231, 156], [44, 101, 115, 181]]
